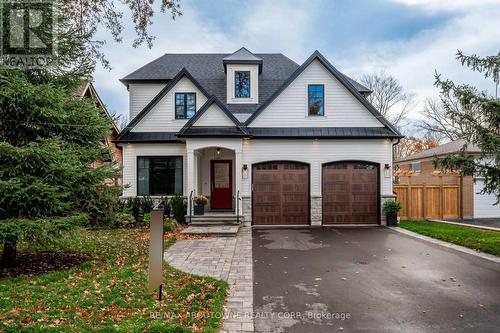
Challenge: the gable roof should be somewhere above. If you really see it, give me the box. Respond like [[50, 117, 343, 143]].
[[223, 47, 263, 73], [177, 96, 248, 137], [396, 139, 481, 162], [115, 68, 210, 141], [244, 50, 402, 137], [76, 81, 119, 134], [120, 51, 370, 115]]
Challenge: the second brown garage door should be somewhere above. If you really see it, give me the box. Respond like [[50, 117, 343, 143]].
[[323, 161, 379, 224], [252, 162, 309, 225]]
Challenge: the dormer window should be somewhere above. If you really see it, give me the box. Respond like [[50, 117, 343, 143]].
[[175, 93, 196, 119], [308, 84, 324, 116], [235, 71, 250, 98]]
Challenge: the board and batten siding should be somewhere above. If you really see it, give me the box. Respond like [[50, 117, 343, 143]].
[[130, 77, 208, 132], [121, 143, 187, 197], [241, 139, 393, 196], [194, 104, 235, 127], [249, 59, 383, 128], [129, 83, 165, 120]]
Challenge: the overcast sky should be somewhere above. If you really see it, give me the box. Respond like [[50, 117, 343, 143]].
[[92, 0, 500, 132]]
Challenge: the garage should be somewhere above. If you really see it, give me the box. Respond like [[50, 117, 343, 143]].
[[474, 179, 500, 218], [252, 162, 309, 225], [322, 161, 379, 224]]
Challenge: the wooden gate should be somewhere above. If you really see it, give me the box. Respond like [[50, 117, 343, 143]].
[[394, 184, 460, 220]]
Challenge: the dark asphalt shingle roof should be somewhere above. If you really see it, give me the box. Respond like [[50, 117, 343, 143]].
[[114, 132, 182, 143], [121, 53, 370, 114]]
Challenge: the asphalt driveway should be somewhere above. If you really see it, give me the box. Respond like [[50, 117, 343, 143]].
[[253, 227, 500, 333]]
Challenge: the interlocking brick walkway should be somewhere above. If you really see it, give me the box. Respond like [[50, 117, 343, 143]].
[[164, 227, 253, 333]]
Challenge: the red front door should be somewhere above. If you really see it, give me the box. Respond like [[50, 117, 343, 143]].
[[211, 160, 233, 209]]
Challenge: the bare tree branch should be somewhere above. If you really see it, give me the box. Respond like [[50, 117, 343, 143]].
[[360, 71, 414, 128]]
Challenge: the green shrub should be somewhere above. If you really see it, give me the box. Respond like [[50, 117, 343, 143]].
[[163, 217, 178, 232], [113, 212, 135, 228], [143, 212, 151, 226], [169, 195, 187, 225], [383, 199, 402, 215]]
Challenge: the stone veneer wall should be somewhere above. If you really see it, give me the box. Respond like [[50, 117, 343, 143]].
[[311, 196, 322, 226], [242, 196, 252, 226]]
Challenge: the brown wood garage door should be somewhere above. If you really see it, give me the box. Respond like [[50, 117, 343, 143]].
[[323, 162, 379, 224], [252, 162, 309, 225]]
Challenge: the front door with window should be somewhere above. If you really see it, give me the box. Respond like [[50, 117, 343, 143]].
[[211, 160, 233, 210]]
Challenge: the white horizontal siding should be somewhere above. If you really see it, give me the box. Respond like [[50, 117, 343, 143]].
[[194, 104, 234, 127], [241, 139, 393, 196], [121, 143, 187, 197], [129, 83, 165, 120], [473, 179, 500, 218], [132, 77, 208, 132], [250, 60, 383, 128]]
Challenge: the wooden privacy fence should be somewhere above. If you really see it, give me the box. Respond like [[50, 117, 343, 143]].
[[394, 185, 460, 220]]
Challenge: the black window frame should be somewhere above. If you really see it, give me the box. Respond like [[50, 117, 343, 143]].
[[136, 156, 183, 196], [175, 92, 196, 119], [234, 71, 251, 98], [308, 84, 325, 116]]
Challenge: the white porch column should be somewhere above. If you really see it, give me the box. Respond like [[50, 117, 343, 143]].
[[186, 149, 195, 212], [235, 150, 243, 215]]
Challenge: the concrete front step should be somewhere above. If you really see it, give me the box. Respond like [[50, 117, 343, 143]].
[[186, 214, 244, 226], [180, 225, 240, 237]]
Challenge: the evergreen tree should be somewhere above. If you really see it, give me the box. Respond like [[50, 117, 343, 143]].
[[434, 51, 500, 203]]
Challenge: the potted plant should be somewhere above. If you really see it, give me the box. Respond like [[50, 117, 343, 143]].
[[383, 199, 402, 226], [193, 195, 208, 215]]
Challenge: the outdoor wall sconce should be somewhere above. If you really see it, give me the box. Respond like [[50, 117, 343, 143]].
[[242, 164, 248, 179], [216, 148, 221, 155], [384, 163, 391, 178]]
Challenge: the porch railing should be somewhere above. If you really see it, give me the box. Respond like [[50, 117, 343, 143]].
[[236, 190, 242, 224], [188, 190, 195, 224]]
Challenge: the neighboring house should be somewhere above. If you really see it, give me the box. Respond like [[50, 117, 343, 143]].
[[395, 139, 499, 219], [76, 81, 123, 185], [115, 47, 402, 226]]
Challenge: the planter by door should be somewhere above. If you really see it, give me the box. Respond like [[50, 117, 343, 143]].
[[211, 160, 233, 210], [386, 213, 398, 226], [194, 203, 205, 215]]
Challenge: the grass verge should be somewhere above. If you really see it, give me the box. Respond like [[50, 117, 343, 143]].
[[399, 220, 500, 256], [0, 228, 227, 332]]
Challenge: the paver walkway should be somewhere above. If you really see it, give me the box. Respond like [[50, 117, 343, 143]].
[[164, 227, 253, 333]]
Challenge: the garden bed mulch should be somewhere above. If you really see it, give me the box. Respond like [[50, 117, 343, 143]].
[[164, 225, 209, 240], [0, 252, 89, 279]]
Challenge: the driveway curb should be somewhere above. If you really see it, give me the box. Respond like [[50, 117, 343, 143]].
[[427, 219, 500, 232], [388, 226, 500, 264]]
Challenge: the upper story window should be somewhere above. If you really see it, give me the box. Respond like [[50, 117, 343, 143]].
[[235, 71, 250, 98], [175, 93, 196, 119], [308, 84, 324, 116]]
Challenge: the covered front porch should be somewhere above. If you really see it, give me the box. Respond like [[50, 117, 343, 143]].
[[185, 139, 243, 218]]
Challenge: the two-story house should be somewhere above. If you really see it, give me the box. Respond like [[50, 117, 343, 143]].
[[115, 47, 402, 226]]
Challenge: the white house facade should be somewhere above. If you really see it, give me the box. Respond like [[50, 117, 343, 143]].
[[116, 47, 403, 226]]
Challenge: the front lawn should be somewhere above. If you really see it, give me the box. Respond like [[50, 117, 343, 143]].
[[399, 220, 500, 256], [0, 228, 227, 332]]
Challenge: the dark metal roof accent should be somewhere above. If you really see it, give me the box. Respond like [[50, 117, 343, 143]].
[[113, 132, 182, 143], [248, 127, 401, 138], [223, 47, 263, 73], [177, 95, 249, 136], [177, 127, 248, 137], [244, 50, 401, 137], [115, 68, 211, 142]]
